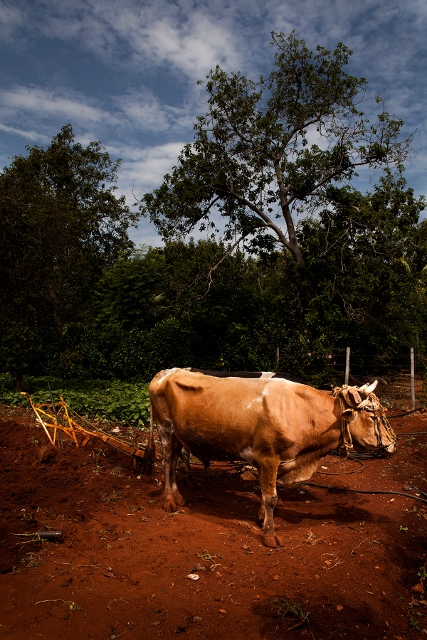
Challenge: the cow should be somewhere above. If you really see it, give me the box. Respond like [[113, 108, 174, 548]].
[[179, 368, 308, 474], [143, 368, 397, 548]]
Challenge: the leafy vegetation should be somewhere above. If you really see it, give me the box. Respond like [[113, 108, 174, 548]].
[[0, 374, 150, 427]]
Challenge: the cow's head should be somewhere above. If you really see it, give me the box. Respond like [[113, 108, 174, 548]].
[[334, 381, 397, 457]]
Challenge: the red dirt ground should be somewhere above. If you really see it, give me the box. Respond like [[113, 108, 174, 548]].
[[1, 389, 426, 640]]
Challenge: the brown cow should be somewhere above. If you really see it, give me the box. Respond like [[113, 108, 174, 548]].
[[144, 368, 396, 547], [179, 368, 308, 474]]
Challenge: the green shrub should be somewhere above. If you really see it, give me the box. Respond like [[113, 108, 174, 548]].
[[0, 374, 150, 427]]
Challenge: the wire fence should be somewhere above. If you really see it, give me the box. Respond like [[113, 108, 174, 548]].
[[307, 347, 424, 409], [290, 351, 426, 376]]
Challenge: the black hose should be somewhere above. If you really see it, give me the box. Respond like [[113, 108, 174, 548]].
[[299, 481, 427, 505]]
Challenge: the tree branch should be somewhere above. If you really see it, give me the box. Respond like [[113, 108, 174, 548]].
[[223, 186, 298, 258]]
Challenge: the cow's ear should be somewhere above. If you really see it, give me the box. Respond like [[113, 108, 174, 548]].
[[342, 408, 356, 423]]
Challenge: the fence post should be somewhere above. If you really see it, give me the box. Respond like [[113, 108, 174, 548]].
[[276, 346, 280, 370], [344, 347, 350, 385], [410, 347, 416, 410]]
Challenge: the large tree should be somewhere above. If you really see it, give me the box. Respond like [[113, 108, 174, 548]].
[[0, 124, 136, 388], [140, 32, 411, 264]]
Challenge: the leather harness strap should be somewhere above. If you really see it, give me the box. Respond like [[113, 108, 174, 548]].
[[332, 385, 397, 458], [336, 394, 354, 457]]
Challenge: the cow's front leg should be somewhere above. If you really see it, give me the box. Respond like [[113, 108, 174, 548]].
[[258, 459, 283, 548]]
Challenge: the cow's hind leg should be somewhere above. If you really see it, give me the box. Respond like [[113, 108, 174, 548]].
[[169, 438, 186, 507], [258, 460, 283, 548], [159, 424, 185, 512]]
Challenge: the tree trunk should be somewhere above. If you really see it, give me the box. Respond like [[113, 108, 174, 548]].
[[11, 368, 24, 393]]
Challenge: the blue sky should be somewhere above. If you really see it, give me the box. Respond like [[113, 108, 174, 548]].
[[1, 0, 426, 246]]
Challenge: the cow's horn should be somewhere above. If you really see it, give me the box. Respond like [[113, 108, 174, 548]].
[[365, 380, 378, 394], [359, 380, 378, 395]]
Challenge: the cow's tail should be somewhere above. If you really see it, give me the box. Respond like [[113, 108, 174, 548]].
[[141, 400, 155, 475]]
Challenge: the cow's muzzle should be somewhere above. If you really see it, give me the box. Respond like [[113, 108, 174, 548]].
[[377, 440, 397, 457], [372, 413, 397, 458]]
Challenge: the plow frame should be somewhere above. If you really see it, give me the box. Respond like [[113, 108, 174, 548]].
[[22, 392, 147, 469]]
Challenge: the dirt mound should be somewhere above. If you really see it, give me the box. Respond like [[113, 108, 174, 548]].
[[0, 404, 426, 639]]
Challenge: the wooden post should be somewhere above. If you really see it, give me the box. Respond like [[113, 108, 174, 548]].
[[345, 347, 350, 385], [410, 347, 416, 410], [276, 346, 280, 370]]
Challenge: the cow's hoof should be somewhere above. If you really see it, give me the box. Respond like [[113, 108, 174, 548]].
[[174, 493, 186, 507], [163, 499, 177, 512], [262, 533, 284, 548]]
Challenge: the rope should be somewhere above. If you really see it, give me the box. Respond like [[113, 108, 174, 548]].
[[397, 432, 427, 437], [315, 458, 366, 476], [388, 408, 426, 418], [299, 482, 427, 505]]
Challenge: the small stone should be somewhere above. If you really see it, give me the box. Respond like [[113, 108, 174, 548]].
[[411, 583, 425, 594]]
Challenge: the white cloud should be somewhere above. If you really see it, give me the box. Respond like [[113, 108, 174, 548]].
[[115, 90, 194, 133], [0, 1, 24, 43], [12, 0, 248, 81], [0, 123, 50, 143], [123, 12, 243, 79], [111, 140, 187, 247], [113, 141, 185, 202], [0, 86, 107, 123]]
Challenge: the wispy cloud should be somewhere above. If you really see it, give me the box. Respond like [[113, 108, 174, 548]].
[[0, 86, 107, 123], [0, 1, 24, 43], [6, 0, 249, 81], [121, 11, 244, 79], [113, 141, 186, 202], [112, 140, 188, 246], [114, 90, 194, 134], [0, 123, 50, 143]]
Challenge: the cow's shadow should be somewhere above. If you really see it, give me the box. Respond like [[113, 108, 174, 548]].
[[176, 469, 388, 528]]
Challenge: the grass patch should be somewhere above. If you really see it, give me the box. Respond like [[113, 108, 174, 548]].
[[272, 597, 310, 630]]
